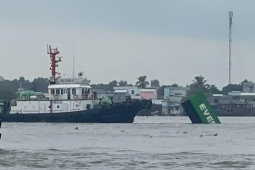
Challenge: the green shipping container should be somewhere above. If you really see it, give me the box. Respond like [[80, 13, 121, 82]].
[[182, 92, 221, 124]]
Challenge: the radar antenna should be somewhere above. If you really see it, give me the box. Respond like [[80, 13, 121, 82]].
[[47, 45, 62, 84]]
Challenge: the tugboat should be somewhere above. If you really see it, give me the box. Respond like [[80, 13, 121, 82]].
[[0, 45, 152, 123]]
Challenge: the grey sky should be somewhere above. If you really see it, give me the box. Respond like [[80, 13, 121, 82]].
[[0, 0, 255, 88]]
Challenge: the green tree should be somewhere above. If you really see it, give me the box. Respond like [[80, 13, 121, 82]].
[[31, 82, 37, 91], [209, 85, 222, 94], [192, 75, 209, 89], [119, 80, 128, 86], [187, 75, 210, 96], [221, 79, 249, 95], [91, 83, 108, 91], [108, 80, 118, 91], [32, 77, 49, 92], [241, 79, 249, 85], [222, 84, 242, 95], [136, 76, 149, 89], [19, 77, 25, 83], [0, 90, 14, 100], [150, 79, 160, 88]]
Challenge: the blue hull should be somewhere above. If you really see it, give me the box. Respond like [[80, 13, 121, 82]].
[[0, 100, 151, 123]]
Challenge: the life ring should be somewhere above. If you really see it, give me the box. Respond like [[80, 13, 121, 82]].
[[54, 95, 58, 100], [73, 95, 78, 100]]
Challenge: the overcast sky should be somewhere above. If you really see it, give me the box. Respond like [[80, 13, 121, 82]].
[[1, 0, 255, 88]]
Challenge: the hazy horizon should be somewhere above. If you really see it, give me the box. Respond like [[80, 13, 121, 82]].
[[1, 0, 255, 89]]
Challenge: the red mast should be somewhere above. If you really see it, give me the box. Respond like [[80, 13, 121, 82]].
[[47, 45, 61, 83]]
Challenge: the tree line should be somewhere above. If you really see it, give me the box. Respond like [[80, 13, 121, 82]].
[[0, 75, 249, 100]]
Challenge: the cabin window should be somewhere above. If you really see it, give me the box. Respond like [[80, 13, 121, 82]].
[[85, 89, 90, 94], [72, 88, 76, 95], [82, 89, 84, 95], [56, 89, 60, 95], [60, 89, 63, 95], [131, 90, 134, 94], [51, 89, 55, 95], [67, 89, 70, 94]]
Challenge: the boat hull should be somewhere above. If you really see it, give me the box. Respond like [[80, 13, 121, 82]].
[[0, 100, 150, 123]]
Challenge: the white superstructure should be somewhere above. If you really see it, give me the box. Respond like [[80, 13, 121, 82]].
[[11, 77, 99, 114]]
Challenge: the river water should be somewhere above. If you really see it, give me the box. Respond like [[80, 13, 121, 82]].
[[0, 116, 255, 169]]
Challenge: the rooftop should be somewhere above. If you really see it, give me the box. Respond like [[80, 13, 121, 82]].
[[140, 89, 156, 92], [113, 86, 137, 90], [114, 90, 128, 93]]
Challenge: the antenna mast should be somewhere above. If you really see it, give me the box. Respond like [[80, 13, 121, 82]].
[[47, 45, 61, 84], [229, 11, 233, 84], [72, 46, 75, 78]]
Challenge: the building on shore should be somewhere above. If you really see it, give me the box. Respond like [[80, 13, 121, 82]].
[[203, 82, 255, 116], [162, 86, 188, 116], [140, 89, 157, 100], [205, 93, 253, 116], [113, 86, 140, 99]]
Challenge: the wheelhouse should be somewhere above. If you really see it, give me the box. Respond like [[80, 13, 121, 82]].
[[48, 84, 97, 100]]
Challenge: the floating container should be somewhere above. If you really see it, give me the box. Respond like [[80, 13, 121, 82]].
[[181, 92, 221, 124]]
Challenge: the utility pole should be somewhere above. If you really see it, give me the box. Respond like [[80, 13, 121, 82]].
[[72, 45, 75, 78], [229, 11, 233, 84]]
